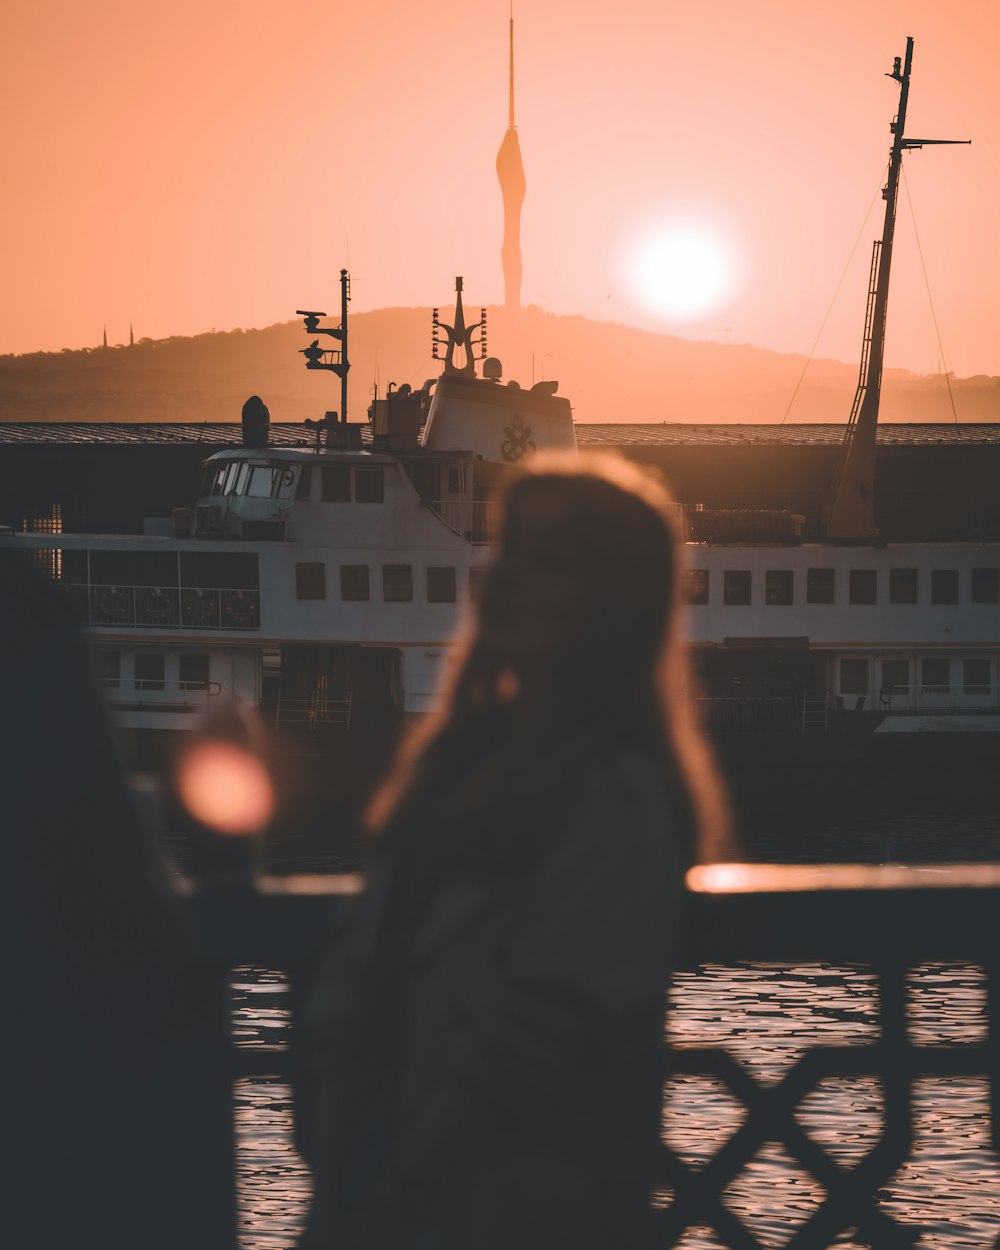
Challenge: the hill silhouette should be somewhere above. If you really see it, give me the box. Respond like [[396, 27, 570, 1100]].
[[1, 306, 997, 426]]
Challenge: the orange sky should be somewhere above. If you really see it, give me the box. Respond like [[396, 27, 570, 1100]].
[[3, 1, 997, 376]]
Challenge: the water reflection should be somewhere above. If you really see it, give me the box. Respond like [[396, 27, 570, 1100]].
[[232, 962, 998, 1249]]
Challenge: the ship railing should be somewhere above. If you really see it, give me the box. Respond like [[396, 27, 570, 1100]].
[[103, 678, 226, 709], [876, 683, 999, 714], [68, 583, 261, 630], [178, 860, 1000, 1249], [427, 499, 500, 544], [274, 690, 353, 731], [694, 695, 799, 731]]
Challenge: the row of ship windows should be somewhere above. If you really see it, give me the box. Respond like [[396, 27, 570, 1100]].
[[684, 566, 1000, 606], [206, 462, 388, 504], [296, 562, 486, 604], [839, 656, 994, 696]]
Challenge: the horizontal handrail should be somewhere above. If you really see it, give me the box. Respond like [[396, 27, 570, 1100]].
[[174, 865, 1000, 1249], [64, 583, 261, 630]]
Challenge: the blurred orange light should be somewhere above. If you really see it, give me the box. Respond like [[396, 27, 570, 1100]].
[[687, 863, 754, 893], [176, 740, 274, 836]]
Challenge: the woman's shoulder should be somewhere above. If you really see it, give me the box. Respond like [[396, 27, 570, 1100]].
[[542, 747, 683, 877]]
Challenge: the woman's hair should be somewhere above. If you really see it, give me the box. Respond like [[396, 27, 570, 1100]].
[[366, 451, 732, 866]]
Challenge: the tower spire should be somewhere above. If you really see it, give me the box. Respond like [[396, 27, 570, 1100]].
[[508, 4, 515, 128], [496, 6, 526, 309]]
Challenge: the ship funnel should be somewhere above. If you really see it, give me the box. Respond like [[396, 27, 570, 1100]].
[[241, 395, 270, 448]]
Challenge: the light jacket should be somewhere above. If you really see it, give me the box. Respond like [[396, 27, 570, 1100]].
[[297, 750, 682, 1250]]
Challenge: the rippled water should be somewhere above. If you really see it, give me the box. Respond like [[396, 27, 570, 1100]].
[[232, 961, 998, 1249]]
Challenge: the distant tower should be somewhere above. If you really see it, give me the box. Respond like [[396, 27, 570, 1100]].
[[129, 323, 134, 347], [496, 7, 526, 309], [102, 325, 107, 349]]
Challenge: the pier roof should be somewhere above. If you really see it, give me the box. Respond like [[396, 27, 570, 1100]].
[[1, 421, 999, 447]]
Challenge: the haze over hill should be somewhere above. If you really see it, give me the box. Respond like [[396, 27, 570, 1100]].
[[1, 306, 997, 427]]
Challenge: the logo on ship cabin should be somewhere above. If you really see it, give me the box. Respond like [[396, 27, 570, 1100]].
[[501, 413, 535, 462]]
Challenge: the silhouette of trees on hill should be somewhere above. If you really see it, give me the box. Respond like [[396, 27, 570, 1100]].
[[1, 308, 997, 425]]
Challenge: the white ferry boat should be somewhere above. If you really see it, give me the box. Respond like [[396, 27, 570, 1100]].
[[3, 39, 996, 756], [4, 276, 576, 749]]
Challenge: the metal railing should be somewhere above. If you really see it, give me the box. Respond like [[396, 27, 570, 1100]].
[[875, 682, 999, 713], [427, 499, 500, 544], [66, 583, 261, 630], [274, 689, 353, 731], [695, 695, 800, 731], [101, 678, 225, 709], [178, 862, 1000, 1250]]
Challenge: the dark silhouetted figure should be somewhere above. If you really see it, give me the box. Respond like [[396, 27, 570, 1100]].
[[296, 453, 730, 1250], [1, 560, 232, 1250]]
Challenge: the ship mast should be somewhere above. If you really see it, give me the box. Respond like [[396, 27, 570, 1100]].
[[824, 37, 969, 541], [296, 268, 352, 424]]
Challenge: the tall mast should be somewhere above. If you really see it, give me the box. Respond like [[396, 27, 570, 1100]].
[[496, 6, 526, 309], [825, 38, 969, 540]]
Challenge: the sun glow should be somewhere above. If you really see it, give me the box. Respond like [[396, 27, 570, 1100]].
[[627, 225, 738, 320]]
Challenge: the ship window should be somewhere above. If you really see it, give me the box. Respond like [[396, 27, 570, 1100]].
[[723, 570, 751, 606], [340, 564, 370, 601], [921, 657, 949, 694], [469, 566, 486, 603], [931, 569, 959, 605], [427, 566, 456, 603], [806, 568, 835, 604], [275, 466, 299, 500], [180, 552, 259, 590], [355, 468, 385, 504], [971, 568, 999, 604], [91, 549, 135, 586], [964, 658, 991, 695], [880, 658, 909, 697], [765, 570, 793, 605], [209, 466, 227, 497], [889, 567, 918, 604], [221, 462, 240, 495], [134, 552, 180, 587], [447, 466, 462, 494], [683, 569, 709, 605], [134, 652, 165, 692], [296, 562, 326, 600], [321, 466, 351, 502], [61, 549, 89, 585], [179, 653, 210, 690], [383, 564, 413, 602], [839, 658, 868, 695], [849, 569, 877, 605], [295, 465, 313, 501], [93, 650, 120, 689], [247, 464, 278, 498], [233, 462, 251, 496], [90, 549, 179, 588]]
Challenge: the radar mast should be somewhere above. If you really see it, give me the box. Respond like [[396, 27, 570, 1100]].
[[824, 38, 969, 541]]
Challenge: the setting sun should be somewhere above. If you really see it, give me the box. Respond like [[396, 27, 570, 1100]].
[[627, 225, 738, 321]]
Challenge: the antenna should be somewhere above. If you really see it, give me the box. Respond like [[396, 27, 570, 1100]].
[[295, 268, 352, 423], [431, 277, 488, 376]]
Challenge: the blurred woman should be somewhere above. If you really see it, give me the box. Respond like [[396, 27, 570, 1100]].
[[297, 452, 731, 1250]]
